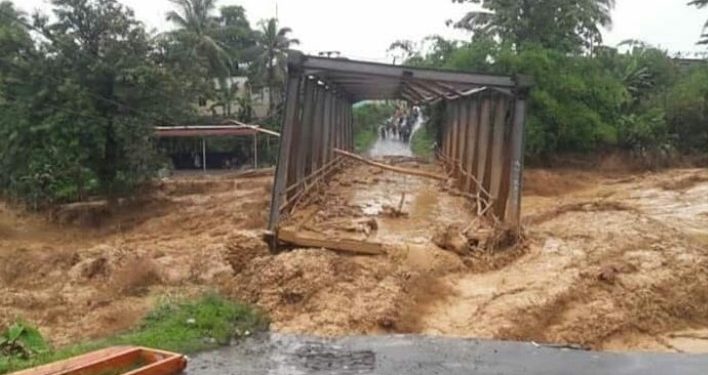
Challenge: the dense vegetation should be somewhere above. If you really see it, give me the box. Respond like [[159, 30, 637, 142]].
[[352, 102, 396, 153], [410, 123, 435, 159], [397, 0, 708, 164], [2, 0, 708, 207], [0, 0, 295, 207]]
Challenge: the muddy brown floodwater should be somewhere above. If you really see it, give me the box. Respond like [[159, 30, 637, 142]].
[[2, 164, 708, 354], [0, 172, 273, 345]]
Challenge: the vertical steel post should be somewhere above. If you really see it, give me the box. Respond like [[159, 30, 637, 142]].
[[297, 79, 316, 181], [311, 86, 325, 172], [489, 96, 509, 218], [476, 96, 492, 191], [321, 90, 332, 165], [466, 99, 480, 193], [337, 99, 344, 151], [267, 68, 302, 232], [506, 95, 528, 230], [329, 94, 336, 160], [460, 98, 473, 192], [455, 100, 466, 189], [443, 103, 451, 164], [347, 104, 354, 150], [286, 80, 307, 197], [450, 102, 459, 177]]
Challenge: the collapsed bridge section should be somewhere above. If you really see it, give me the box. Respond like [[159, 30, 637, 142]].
[[268, 51, 531, 239]]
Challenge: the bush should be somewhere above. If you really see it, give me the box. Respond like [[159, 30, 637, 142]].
[[665, 66, 708, 153], [411, 120, 436, 160], [0, 323, 49, 361], [353, 102, 396, 152], [495, 46, 628, 156], [618, 108, 671, 152], [409, 40, 706, 161]]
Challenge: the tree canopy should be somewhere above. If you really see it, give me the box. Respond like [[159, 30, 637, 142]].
[[251, 18, 299, 115], [1, 0, 707, 208], [451, 0, 615, 52], [402, 1, 708, 162]]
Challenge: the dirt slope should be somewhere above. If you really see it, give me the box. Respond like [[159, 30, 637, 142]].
[[2, 165, 708, 353], [224, 165, 708, 352]]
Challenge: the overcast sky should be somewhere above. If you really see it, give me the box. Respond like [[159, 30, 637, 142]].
[[13, 0, 708, 62]]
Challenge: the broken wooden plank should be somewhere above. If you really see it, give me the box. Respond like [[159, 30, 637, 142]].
[[278, 228, 384, 255], [333, 149, 447, 181], [292, 205, 321, 231]]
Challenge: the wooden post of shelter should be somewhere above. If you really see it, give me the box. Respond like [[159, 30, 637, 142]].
[[201, 137, 206, 173], [253, 133, 258, 169]]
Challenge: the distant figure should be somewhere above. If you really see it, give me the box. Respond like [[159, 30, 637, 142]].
[[401, 122, 411, 143]]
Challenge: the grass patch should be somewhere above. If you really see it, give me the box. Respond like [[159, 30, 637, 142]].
[[411, 123, 435, 160], [354, 128, 378, 153], [0, 294, 267, 374], [353, 101, 396, 153]]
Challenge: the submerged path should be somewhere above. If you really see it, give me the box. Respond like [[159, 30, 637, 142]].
[[367, 117, 423, 158]]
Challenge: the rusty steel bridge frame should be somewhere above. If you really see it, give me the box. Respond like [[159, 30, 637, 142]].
[[268, 51, 531, 239]]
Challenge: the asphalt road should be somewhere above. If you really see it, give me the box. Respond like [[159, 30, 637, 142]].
[[186, 333, 708, 375]]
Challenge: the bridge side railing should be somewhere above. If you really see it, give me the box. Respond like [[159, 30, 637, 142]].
[[267, 67, 354, 233], [438, 88, 527, 228]]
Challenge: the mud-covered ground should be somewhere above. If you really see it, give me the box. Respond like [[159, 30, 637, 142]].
[[2, 164, 708, 353], [0, 171, 272, 346]]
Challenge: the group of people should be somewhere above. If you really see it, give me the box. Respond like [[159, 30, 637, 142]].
[[380, 105, 421, 143]]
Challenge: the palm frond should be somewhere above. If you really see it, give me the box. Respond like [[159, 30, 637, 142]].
[[165, 10, 188, 28], [454, 11, 495, 32], [277, 27, 293, 37], [689, 0, 708, 8]]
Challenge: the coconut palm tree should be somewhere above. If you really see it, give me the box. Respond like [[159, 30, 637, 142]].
[[253, 18, 299, 115], [166, 0, 230, 77], [690, 0, 708, 44]]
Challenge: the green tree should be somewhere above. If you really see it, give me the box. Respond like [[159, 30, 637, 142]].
[[167, 1, 260, 118], [665, 65, 708, 152], [451, 0, 615, 53], [253, 18, 299, 116], [0, 1, 31, 63], [166, 0, 230, 76], [387, 40, 419, 64], [217, 5, 256, 66], [0, 0, 199, 206], [212, 5, 257, 117]]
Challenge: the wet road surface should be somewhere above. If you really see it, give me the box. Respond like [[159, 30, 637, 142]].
[[187, 333, 708, 375], [367, 136, 412, 158], [367, 117, 423, 158]]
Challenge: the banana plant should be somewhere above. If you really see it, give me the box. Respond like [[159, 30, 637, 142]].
[[0, 323, 48, 359]]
